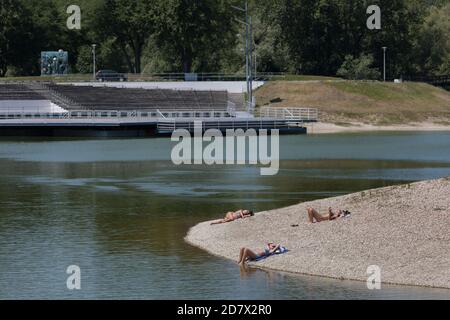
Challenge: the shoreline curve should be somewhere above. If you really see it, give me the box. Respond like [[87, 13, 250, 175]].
[[185, 178, 450, 289]]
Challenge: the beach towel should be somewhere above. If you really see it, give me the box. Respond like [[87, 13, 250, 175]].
[[275, 246, 288, 254], [254, 246, 289, 261]]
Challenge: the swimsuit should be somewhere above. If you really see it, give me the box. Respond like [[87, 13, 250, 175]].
[[255, 248, 270, 260], [233, 211, 244, 219]]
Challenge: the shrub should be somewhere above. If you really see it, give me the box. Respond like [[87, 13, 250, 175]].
[[337, 54, 381, 80]]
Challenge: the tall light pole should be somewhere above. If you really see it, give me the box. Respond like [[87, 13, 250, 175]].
[[254, 51, 257, 78], [92, 44, 97, 81], [249, 15, 253, 111], [232, 1, 254, 113], [382, 47, 387, 82]]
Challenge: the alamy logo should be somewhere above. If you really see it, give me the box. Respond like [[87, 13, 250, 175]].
[[171, 122, 280, 176], [66, 265, 81, 290], [367, 5, 381, 30], [366, 265, 381, 290], [67, 5, 81, 30]]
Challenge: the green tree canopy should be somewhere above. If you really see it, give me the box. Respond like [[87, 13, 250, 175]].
[[337, 54, 381, 80], [414, 3, 450, 75], [154, 0, 239, 73], [94, 0, 158, 73], [0, 0, 449, 78], [0, 0, 34, 76]]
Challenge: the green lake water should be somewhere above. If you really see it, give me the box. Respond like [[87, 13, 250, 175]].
[[0, 132, 449, 299]]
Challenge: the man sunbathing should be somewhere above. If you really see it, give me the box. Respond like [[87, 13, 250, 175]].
[[307, 207, 349, 223], [238, 243, 285, 266], [210, 209, 254, 225]]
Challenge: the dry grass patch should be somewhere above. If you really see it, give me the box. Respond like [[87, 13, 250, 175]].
[[255, 81, 450, 124]]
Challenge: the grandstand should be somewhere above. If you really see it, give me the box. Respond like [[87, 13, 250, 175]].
[[0, 83, 46, 100], [0, 82, 230, 111], [0, 81, 317, 137], [44, 83, 229, 111], [0, 82, 66, 113]]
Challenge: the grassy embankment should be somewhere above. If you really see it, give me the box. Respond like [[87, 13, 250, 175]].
[[255, 81, 450, 125]]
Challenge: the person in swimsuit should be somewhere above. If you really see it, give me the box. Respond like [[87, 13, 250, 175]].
[[238, 243, 281, 266], [210, 209, 254, 225], [307, 207, 344, 223]]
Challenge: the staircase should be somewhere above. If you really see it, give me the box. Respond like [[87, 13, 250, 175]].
[[24, 82, 85, 111], [156, 118, 296, 135], [228, 93, 247, 112]]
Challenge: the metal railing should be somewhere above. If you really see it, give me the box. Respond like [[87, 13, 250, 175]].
[[256, 107, 319, 122], [0, 106, 319, 122], [0, 72, 284, 83], [157, 119, 292, 133], [0, 109, 233, 121]]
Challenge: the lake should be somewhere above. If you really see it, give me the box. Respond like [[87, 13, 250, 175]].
[[0, 132, 449, 299]]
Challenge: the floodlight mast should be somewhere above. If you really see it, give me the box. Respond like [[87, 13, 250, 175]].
[[232, 1, 253, 114], [382, 47, 387, 82], [92, 44, 97, 81]]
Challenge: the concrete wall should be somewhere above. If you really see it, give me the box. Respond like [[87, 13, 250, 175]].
[[0, 100, 66, 113], [64, 81, 265, 94]]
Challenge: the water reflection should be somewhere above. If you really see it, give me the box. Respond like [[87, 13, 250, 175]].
[[0, 133, 449, 299]]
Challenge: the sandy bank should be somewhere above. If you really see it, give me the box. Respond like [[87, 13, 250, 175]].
[[186, 178, 450, 289], [305, 122, 450, 134]]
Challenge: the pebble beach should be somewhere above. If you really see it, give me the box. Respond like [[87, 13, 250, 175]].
[[186, 178, 450, 289]]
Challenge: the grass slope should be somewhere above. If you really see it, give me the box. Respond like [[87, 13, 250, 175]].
[[255, 81, 450, 124]]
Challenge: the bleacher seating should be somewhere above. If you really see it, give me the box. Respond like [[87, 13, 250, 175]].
[[47, 84, 228, 111], [0, 83, 46, 100], [228, 93, 246, 111]]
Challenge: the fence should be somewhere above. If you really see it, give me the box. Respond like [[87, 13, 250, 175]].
[[256, 107, 319, 122]]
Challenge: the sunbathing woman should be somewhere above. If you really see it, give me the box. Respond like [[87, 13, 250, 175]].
[[238, 243, 282, 266], [210, 209, 254, 225], [307, 207, 343, 223]]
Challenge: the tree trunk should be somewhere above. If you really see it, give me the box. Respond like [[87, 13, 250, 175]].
[[182, 49, 192, 73], [119, 44, 134, 73], [0, 64, 7, 77], [134, 45, 142, 74]]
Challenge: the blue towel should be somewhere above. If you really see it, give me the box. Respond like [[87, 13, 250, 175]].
[[254, 246, 289, 261], [275, 246, 288, 254]]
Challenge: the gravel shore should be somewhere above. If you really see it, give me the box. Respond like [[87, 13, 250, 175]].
[[186, 178, 450, 289], [305, 122, 450, 134]]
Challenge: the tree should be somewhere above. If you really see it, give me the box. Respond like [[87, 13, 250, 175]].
[[337, 54, 381, 80], [361, 0, 426, 79], [154, 0, 238, 73], [94, 0, 158, 73], [0, 0, 34, 76], [274, 0, 349, 75], [414, 3, 450, 75], [21, 0, 73, 75], [0, 0, 447, 77], [270, 0, 429, 77], [251, 0, 293, 73], [1, 0, 89, 76]]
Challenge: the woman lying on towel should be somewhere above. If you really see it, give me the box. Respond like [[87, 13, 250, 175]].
[[307, 207, 351, 223], [210, 209, 254, 225], [238, 243, 288, 266]]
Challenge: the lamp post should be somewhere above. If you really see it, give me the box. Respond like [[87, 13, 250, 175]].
[[382, 47, 387, 82], [254, 49, 257, 79], [232, 1, 254, 113], [92, 44, 97, 81]]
